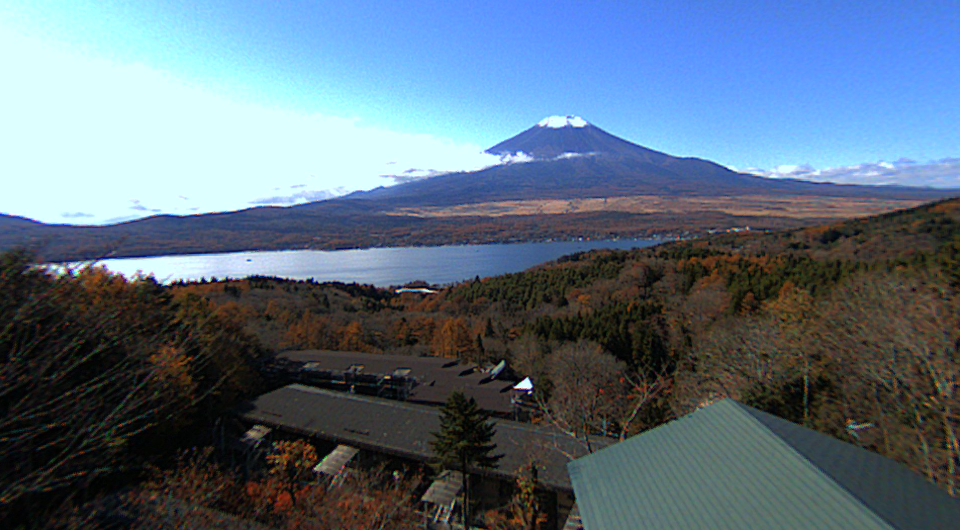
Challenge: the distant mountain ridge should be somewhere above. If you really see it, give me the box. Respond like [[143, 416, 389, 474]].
[[348, 116, 949, 207], [1, 116, 956, 261]]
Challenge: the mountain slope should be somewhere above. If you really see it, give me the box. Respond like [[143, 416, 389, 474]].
[[1, 116, 956, 261], [349, 116, 950, 207]]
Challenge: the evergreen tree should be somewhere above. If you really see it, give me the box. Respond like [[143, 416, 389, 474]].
[[430, 391, 502, 528]]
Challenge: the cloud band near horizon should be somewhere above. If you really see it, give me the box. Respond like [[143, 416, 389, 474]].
[[742, 158, 960, 189]]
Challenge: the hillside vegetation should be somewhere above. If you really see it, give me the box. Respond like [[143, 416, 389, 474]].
[[172, 196, 960, 496], [3, 196, 960, 527], [0, 251, 266, 527]]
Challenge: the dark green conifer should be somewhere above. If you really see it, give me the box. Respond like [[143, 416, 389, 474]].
[[430, 391, 501, 528]]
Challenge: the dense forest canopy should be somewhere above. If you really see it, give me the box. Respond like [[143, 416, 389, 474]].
[[3, 196, 960, 527]]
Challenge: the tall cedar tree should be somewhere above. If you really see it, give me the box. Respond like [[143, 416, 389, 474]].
[[430, 391, 502, 528]]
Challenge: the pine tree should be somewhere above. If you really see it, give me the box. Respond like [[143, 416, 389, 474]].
[[430, 391, 502, 528]]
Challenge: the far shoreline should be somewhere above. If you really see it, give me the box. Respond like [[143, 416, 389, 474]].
[[53, 238, 667, 288], [48, 234, 682, 265]]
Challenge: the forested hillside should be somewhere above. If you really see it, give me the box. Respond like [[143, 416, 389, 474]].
[[0, 251, 266, 527], [4, 196, 960, 527], [170, 196, 960, 497]]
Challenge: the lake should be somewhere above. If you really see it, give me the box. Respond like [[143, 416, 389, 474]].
[[90, 239, 663, 287]]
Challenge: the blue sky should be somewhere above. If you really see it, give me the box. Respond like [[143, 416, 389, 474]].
[[1, 1, 958, 224]]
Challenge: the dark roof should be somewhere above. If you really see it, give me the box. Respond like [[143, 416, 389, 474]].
[[239, 384, 609, 491], [277, 350, 516, 413], [567, 399, 960, 530]]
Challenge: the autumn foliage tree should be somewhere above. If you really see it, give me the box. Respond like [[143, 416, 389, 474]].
[[538, 340, 670, 450], [126, 447, 246, 529], [820, 272, 960, 495], [488, 462, 546, 530], [432, 317, 479, 360], [129, 445, 420, 530], [540, 341, 626, 451], [0, 250, 264, 526], [265, 440, 318, 508], [280, 310, 332, 350]]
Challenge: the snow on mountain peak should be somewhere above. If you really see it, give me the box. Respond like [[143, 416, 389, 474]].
[[537, 115, 588, 128]]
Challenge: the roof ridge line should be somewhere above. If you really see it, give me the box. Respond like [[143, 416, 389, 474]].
[[285, 384, 613, 439], [728, 401, 900, 530], [289, 384, 436, 413]]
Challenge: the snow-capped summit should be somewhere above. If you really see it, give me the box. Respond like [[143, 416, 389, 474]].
[[538, 115, 589, 128], [486, 116, 669, 161]]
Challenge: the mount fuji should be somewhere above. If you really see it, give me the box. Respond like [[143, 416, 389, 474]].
[[347, 116, 949, 207], [1, 116, 955, 261]]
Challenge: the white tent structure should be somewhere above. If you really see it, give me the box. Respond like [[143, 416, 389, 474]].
[[513, 377, 533, 392]]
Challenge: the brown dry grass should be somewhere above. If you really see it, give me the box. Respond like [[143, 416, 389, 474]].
[[387, 195, 926, 221]]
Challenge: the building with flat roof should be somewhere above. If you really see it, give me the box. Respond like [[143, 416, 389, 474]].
[[273, 350, 521, 416], [238, 383, 612, 528], [567, 399, 960, 530]]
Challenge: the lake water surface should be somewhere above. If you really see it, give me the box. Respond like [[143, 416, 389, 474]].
[[94, 239, 662, 287]]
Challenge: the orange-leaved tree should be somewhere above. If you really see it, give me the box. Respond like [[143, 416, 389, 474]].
[[265, 440, 318, 508]]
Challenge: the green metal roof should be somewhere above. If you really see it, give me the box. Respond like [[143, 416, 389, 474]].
[[567, 399, 960, 530]]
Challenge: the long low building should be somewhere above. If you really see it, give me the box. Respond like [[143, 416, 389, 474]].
[[273, 350, 521, 415], [238, 383, 610, 528]]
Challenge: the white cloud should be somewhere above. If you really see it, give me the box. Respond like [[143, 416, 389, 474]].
[[741, 158, 960, 189], [250, 187, 350, 205], [538, 115, 589, 128], [556, 152, 594, 160], [381, 169, 451, 185], [0, 29, 499, 225], [378, 151, 535, 185], [498, 151, 535, 164]]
